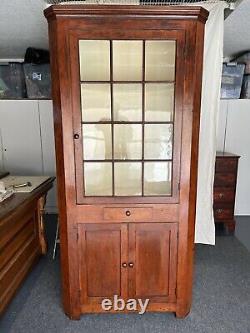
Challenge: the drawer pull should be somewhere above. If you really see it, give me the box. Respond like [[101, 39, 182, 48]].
[[125, 210, 131, 217], [219, 193, 224, 199], [217, 209, 223, 214], [122, 263, 127, 268], [128, 262, 134, 268]]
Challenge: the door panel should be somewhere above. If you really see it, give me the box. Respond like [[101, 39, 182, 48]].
[[128, 223, 177, 303], [78, 224, 127, 305]]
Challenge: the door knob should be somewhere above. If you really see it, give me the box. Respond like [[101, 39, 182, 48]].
[[122, 262, 127, 268], [128, 262, 134, 268]]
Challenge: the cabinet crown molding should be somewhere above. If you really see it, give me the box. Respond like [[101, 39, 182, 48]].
[[44, 4, 209, 23]]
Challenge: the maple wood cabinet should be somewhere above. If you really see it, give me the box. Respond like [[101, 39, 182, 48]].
[[45, 5, 208, 319]]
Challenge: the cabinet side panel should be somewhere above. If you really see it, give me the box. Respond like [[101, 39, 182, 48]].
[[48, 18, 80, 319], [177, 20, 206, 318]]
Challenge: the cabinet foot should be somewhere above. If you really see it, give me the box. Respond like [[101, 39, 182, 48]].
[[66, 312, 81, 320], [227, 221, 235, 233], [175, 307, 191, 318]]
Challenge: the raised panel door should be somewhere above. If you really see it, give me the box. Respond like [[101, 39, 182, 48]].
[[128, 223, 177, 303], [78, 224, 128, 306]]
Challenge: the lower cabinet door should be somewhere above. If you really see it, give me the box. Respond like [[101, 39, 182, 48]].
[[78, 222, 178, 311], [128, 223, 177, 303], [78, 223, 128, 306]]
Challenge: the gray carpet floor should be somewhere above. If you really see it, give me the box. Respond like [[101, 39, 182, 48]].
[[0, 215, 250, 333]]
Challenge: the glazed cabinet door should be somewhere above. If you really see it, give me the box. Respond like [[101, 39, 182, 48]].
[[78, 224, 128, 308], [128, 223, 177, 303], [70, 29, 185, 205]]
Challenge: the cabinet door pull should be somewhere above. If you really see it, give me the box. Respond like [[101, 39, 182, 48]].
[[74, 134, 79, 139], [128, 262, 134, 268], [217, 209, 223, 214], [122, 263, 127, 268], [125, 210, 131, 217], [219, 193, 224, 198]]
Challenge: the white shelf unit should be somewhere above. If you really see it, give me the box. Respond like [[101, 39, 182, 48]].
[[0, 99, 57, 213]]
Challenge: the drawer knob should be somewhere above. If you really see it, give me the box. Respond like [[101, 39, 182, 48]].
[[219, 193, 224, 198], [128, 262, 134, 268], [122, 262, 127, 268], [74, 134, 79, 139], [217, 209, 223, 214], [125, 210, 131, 217]]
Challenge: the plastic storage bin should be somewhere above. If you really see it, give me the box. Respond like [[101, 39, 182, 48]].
[[241, 75, 250, 99], [221, 63, 245, 99], [23, 63, 51, 99], [0, 63, 26, 99], [235, 52, 250, 74]]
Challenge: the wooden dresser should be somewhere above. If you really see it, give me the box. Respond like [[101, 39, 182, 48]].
[[0, 177, 54, 315], [214, 152, 240, 232]]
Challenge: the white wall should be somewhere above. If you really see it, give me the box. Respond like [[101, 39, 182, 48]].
[[217, 99, 250, 215], [0, 99, 57, 212]]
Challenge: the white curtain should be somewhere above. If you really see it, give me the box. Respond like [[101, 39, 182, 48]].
[[193, 1, 227, 244]]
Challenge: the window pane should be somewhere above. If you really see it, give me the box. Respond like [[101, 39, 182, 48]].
[[113, 41, 143, 81], [144, 162, 172, 195], [82, 124, 112, 160], [145, 41, 176, 81], [145, 83, 174, 122], [115, 162, 142, 196], [113, 84, 142, 121], [81, 84, 111, 122], [79, 40, 110, 81], [114, 124, 142, 160], [144, 124, 173, 160], [84, 162, 112, 196]]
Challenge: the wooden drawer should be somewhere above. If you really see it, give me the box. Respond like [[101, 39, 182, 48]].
[[0, 220, 35, 271], [214, 173, 236, 187], [215, 158, 238, 173], [103, 207, 153, 221], [214, 205, 234, 220], [0, 237, 38, 296], [213, 188, 235, 203]]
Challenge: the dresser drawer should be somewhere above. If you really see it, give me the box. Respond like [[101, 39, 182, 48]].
[[214, 173, 236, 187], [214, 188, 235, 203], [103, 207, 153, 221], [214, 205, 234, 220], [215, 158, 238, 173]]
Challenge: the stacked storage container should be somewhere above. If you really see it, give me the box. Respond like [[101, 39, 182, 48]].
[[0, 63, 27, 98], [236, 52, 250, 99], [221, 63, 245, 99]]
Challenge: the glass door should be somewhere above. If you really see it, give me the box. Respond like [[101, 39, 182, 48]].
[[79, 39, 177, 200]]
